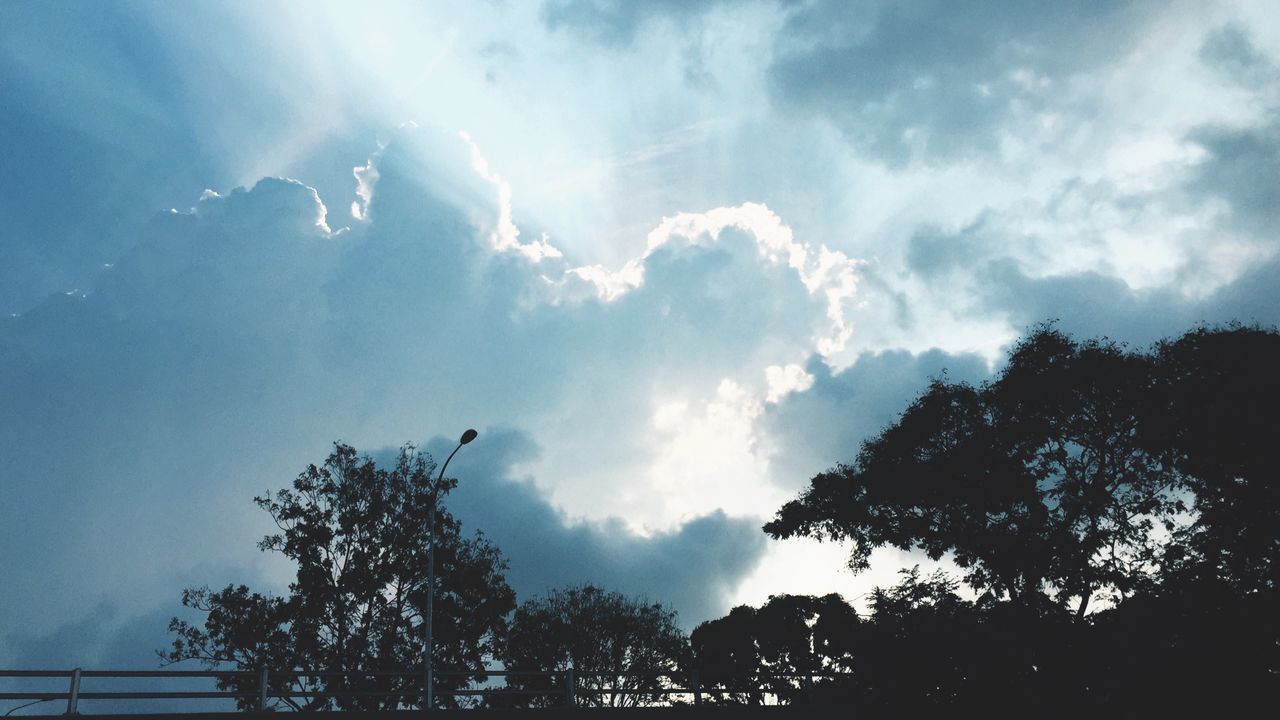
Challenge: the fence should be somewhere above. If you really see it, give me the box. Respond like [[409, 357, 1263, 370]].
[[0, 668, 853, 714]]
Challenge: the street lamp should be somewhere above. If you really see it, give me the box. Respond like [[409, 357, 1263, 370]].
[[425, 428, 477, 711]]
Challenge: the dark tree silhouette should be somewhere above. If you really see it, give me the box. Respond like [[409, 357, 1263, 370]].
[[691, 593, 859, 705], [1081, 583, 1280, 713], [766, 326, 1189, 615], [761, 323, 1280, 711], [1148, 325, 1280, 593], [690, 570, 1074, 712], [163, 443, 515, 710], [495, 585, 688, 708]]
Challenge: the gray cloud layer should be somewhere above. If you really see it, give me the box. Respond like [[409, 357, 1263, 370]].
[[761, 349, 991, 492], [0, 128, 801, 666], [769, 1, 1159, 164]]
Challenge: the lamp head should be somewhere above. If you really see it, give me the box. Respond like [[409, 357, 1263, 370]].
[[460, 428, 478, 445]]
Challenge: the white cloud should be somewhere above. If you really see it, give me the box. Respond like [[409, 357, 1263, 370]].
[[351, 158, 379, 220], [645, 379, 776, 527], [764, 362, 814, 403], [460, 130, 562, 262], [557, 203, 862, 356], [0, 127, 867, 640]]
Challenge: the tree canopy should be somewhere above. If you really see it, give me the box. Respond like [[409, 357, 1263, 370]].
[[495, 585, 689, 708], [766, 324, 1279, 614], [1149, 325, 1280, 592], [163, 443, 515, 710], [691, 592, 859, 705]]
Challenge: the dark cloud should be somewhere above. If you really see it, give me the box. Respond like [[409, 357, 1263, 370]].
[[979, 256, 1280, 346], [1, 606, 233, 715], [1199, 23, 1279, 89], [0, 426, 763, 712], [0, 427, 763, 713], [1188, 117, 1280, 233], [885, 144, 1280, 346], [0, 1, 218, 313], [388, 428, 768, 628], [767, 0, 1156, 165], [905, 216, 998, 279], [760, 349, 990, 489], [0, 159, 414, 641], [0, 126, 826, 652], [0, 2, 377, 314], [1, 558, 270, 715], [883, 95, 1280, 348]]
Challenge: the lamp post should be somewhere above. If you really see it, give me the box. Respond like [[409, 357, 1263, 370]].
[[425, 428, 477, 711]]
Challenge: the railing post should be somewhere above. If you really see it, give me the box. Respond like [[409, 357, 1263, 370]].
[[804, 673, 815, 705], [691, 669, 701, 707], [424, 660, 433, 712], [258, 667, 269, 712], [564, 667, 575, 707], [65, 667, 82, 715]]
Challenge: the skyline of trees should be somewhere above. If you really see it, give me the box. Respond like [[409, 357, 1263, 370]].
[[150, 322, 1278, 711]]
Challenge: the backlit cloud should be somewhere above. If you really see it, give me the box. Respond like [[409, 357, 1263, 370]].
[[2, 0, 1278, 671]]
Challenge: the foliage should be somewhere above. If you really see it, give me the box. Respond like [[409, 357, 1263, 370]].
[[757, 322, 1280, 709], [495, 585, 689, 708], [1149, 325, 1280, 592], [163, 443, 515, 710], [1081, 583, 1280, 713], [764, 325, 1275, 613], [695, 570, 1278, 713], [690, 593, 859, 705], [151, 322, 1280, 711]]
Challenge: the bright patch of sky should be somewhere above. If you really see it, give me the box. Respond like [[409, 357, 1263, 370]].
[[2, 0, 1279, 663]]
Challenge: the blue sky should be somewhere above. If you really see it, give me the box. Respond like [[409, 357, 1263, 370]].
[[2, 0, 1279, 670]]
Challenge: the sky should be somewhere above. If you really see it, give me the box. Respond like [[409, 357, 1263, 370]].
[[2, 0, 1279, 674]]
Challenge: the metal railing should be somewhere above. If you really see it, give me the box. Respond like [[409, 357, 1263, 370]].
[[0, 668, 853, 714]]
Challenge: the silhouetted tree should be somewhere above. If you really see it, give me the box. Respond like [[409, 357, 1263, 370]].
[[854, 568, 986, 710], [762, 323, 1280, 710], [495, 585, 688, 708], [692, 569, 1100, 713], [1148, 325, 1280, 592], [688, 604, 763, 705], [766, 326, 1187, 615], [691, 593, 859, 705], [163, 443, 515, 710]]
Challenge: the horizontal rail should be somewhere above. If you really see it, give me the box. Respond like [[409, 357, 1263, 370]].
[[82, 671, 256, 679], [1, 667, 855, 714], [0, 669, 854, 678], [2, 692, 255, 700]]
